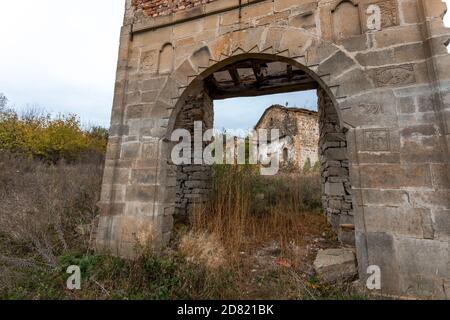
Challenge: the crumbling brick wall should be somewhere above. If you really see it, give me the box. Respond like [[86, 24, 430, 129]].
[[133, 0, 218, 18]]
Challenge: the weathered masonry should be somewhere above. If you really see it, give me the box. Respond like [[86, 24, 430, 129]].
[[255, 105, 320, 171], [97, 0, 450, 298]]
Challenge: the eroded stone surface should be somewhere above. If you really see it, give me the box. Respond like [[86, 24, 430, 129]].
[[255, 106, 320, 170], [313, 248, 358, 284]]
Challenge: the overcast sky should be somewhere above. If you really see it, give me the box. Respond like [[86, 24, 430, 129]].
[[0, 1, 449, 129], [0, 0, 124, 127]]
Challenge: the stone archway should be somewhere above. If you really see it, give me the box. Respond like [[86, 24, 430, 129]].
[[166, 54, 354, 246], [96, 0, 450, 298]]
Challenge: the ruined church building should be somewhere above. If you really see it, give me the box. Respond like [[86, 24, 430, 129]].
[[96, 0, 450, 298]]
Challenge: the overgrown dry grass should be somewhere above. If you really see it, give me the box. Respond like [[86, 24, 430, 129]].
[[178, 231, 226, 270], [0, 155, 365, 300], [188, 165, 331, 261], [0, 153, 237, 300], [175, 164, 357, 299], [0, 153, 103, 294]]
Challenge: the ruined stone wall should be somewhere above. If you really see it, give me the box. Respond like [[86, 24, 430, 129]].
[[294, 112, 320, 168], [256, 106, 319, 170], [133, 0, 218, 18], [173, 83, 213, 216], [318, 87, 354, 245]]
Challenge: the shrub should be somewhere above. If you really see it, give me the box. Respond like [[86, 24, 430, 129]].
[[0, 107, 107, 163]]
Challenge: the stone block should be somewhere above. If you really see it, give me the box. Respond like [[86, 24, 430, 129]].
[[410, 190, 450, 209], [397, 96, 416, 114], [430, 164, 450, 189], [358, 152, 401, 164], [400, 0, 419, 24], [257, 11, 290, 27], [96, 214, 162, 259], [433, 209, 450, 240], [126, 104, 145, 119], [359, 164, 432, 189], [289, 10, 316, 30], [313, 248, 358, 284], [142, 77, 167, 91], [394, 237, 449, 298], [125, 201, 155, 217], [173, 19, 203, 40], [374, 26, 422, 49], [109, 124, 129, 137], [324, 147, 348, 161], [365, 232, 400, 294], [126, 185, 158, 202], [325, 182, 346, 196], [240, 1, 273, 21], [184, 180, 207, 189], [400, 125, 443, 163], [335, 69, 373, 97], [327, 211, 341, 231], [364, 206, 425, 238], [361, 189, 410, 207], [356, 43, 426, 67], [131, 169, 157, 185], [121, 142, 141, 160], [142, 90, 159, 103], [318, 51, 355, 76], [339, 223, 355, 246]]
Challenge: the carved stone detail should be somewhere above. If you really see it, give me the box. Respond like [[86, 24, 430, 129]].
[[141, 50, 158, 72], [372, 64, 416, 87], [359, 103, 383, 115], [362, 129, 390, 151]]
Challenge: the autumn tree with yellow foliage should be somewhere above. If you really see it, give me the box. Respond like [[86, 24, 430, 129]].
[[0, 94, 107, 163]]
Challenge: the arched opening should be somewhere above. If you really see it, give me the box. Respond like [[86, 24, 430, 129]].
[[94, 2, 450, 298], [168, 54, 354, 248]]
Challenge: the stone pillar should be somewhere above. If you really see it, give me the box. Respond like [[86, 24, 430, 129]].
[[173, 83, 214, 216], [318, 87, 354, 246], [95, 1, 179, 257]]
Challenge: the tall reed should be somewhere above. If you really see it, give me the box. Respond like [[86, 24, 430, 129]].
[[190, 165, 325, 259]]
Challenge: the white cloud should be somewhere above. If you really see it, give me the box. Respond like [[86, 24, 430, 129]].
[[0, 0, 124, 126]]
